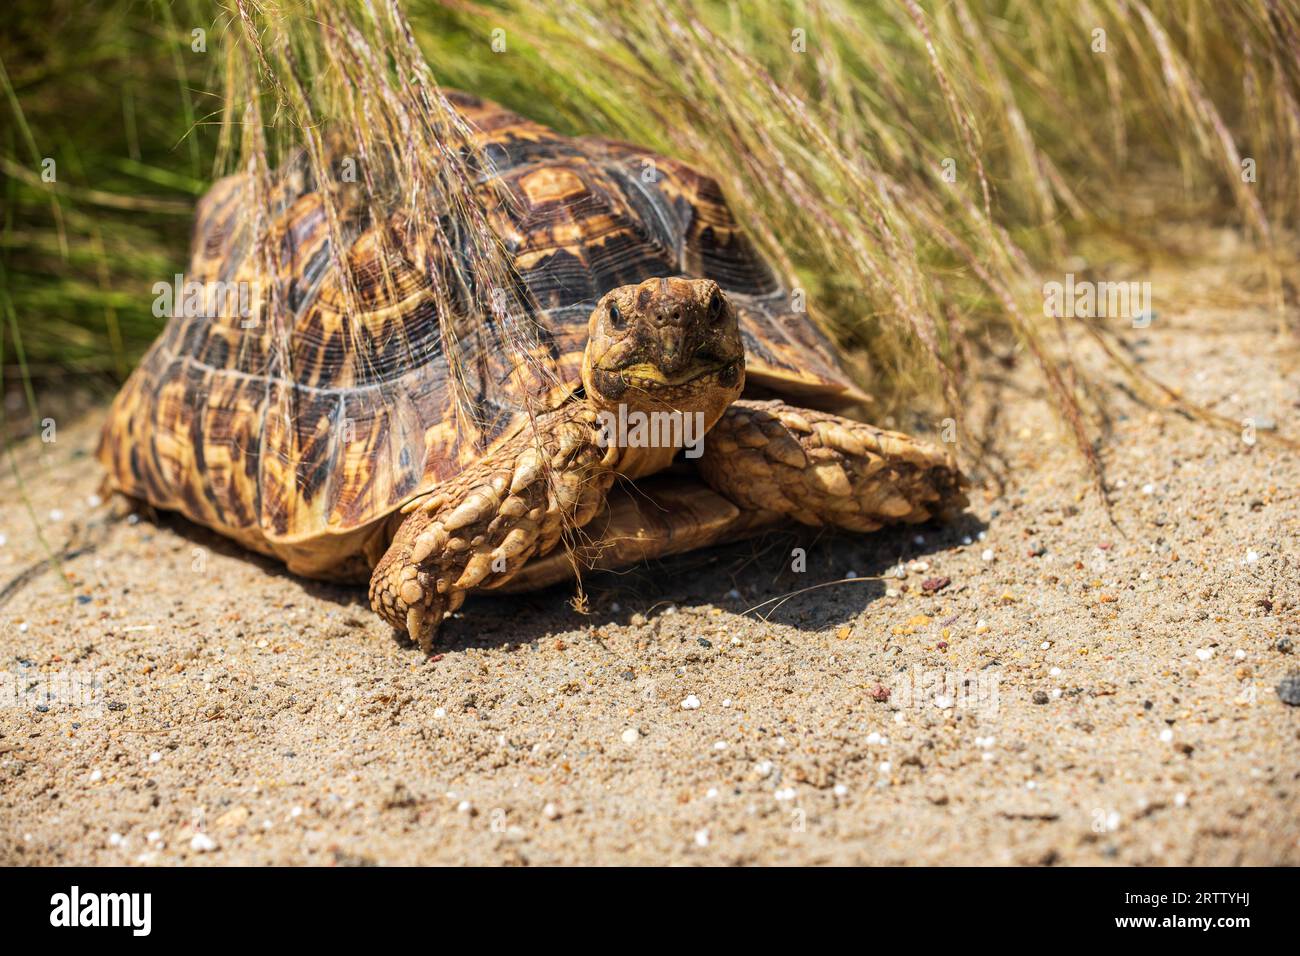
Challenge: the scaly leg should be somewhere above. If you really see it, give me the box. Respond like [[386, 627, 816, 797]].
[[698, 399, 967, 532], [370, 405, 616, 650]]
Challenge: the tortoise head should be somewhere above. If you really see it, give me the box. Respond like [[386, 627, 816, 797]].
[[581, 277, 745, 422]]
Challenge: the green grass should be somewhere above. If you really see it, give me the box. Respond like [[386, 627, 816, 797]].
[[2, 0, 1297, 462]]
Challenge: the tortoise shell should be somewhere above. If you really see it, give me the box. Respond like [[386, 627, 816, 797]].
[[98, 92, 862, 576]]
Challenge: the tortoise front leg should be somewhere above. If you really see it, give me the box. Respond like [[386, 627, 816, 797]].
[[698, 399, 967, 533], [370, 406, 616, 650]]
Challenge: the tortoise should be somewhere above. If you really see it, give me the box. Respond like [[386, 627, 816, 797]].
[[99, 91, 967, 650]]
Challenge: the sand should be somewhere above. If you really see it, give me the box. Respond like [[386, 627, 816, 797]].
[[1, 233, 1297, 865]]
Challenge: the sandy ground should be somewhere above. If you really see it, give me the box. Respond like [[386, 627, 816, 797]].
[[1, 233, 1297, 866]]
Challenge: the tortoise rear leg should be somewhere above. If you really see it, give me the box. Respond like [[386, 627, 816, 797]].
[[698, 399, 967, 533], [370, 407, 616, 650]]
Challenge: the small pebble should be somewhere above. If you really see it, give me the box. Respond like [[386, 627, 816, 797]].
[[621, 727, 639, 744], [190, 833, 217, 853], [1276, 671, 1300, 706], [680, 695, 701, 710], [981, 548, 995, 562]]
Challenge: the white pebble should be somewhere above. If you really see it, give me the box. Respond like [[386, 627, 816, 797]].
[[866, 731, 882, 745], [1141, 483, 1155, 495], [433, 707, 446, 718], [1049, 666, 1062, 676], [754, 761, 774, 778], [680, 695, 701, 710], [621, 727, 638, 744], [1195, 648, 1214, 661], [289, 806, 303, 818], [456, 800, 472, 814], [88, 770, 102, 783], [981, 548, 995, 562], [722, 698, 732, 708], [1245, 549, 1260, 564], [1041, 641, 1051, 650], [774, 787, 796, 801], [694, 828, 710, 847], [48, 509, 64, 522], [147, 831, 161, 844], [148, 752, 161, 763], [108, 832, 123, 847], [1233, 649, 1246, 660], [833, 783, 848, 797], [1174, 792, 1188, 808], [713, 741, 727, 751], [878, 761, 892, 774], [190, 833, 217, 853], [1159, 728, 1174, 743], [542, 803, 560, 820]]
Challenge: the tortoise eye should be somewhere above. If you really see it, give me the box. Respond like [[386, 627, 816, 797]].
[[707, 290, 726, 323], [608, 302, 624, 328]]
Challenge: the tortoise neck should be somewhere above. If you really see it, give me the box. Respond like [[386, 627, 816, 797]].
[[590, 396, 729, 480]]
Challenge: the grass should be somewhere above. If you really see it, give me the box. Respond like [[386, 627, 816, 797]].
[[2, 0, 1298, 465]]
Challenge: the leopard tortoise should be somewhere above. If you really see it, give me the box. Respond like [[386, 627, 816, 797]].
[[99, 91, 967, 649]]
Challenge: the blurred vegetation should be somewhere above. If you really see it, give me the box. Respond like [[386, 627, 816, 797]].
[[2, 0, 1297, 457]]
